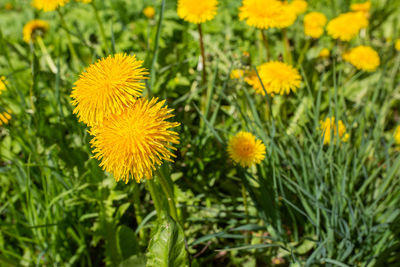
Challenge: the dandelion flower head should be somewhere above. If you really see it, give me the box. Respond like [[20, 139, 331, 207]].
[[246, 61, 301, 96], [319, 48, 330, 58], [23, 20, 49, 43], [90, 98, 180, 183], [0, 76, 7, 95], [4, 3, 13, 10], [177, 0, 218, 24], [304, 12, 327, 38], [227, 131, 266, 168], [230, 69, 246, 79], [75, 0, 92, 3], [0, 110, 12, 126], [327, 12, 368, 41], [31, 0, 69, 12], [289, 0, 308, 15], [350, 1, 371, 13], [71, 53, 148, 127], [239, 0, 297, 29], [395, 39, 400, 51], [143, 6, 156, 19], [320, 117, 349, 145], [343, 45, 380, 72], [395, 125, 400, 145]]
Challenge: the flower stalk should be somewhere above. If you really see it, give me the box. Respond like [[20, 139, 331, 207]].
[[91, 2, 109, 53], [56, 9, 78, 61], [198, 24, 207, 84], [156, 168, 178, 222], [261, 29, 270, 61]]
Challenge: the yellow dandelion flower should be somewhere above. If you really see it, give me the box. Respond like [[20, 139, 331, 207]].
[[239, 0, 297, 29], [0, 110, 12, 126], [395, 125, 400, 145], [143, 6, 156, 19], [177, 0, 218, 24], [227, 131, 266, 168], [304, 12, 327, 38], [246, 61, 301, 96], [23, 20, 49, 43], [31, 0, 69, 12], [319, 48, 330, 58], [75, 0, 92, 3], [0, 76, 7, 95], [230, 69, 246, 79], [90, 98, 180, 183], [350, 1, 371, 13], [395, 39, 400, 51], [71, 54, 148, 127], [327, 12, 368, 41], [343, 45, 380, 72], [320, 117, 349, 145], [4, 3, 13, 10], [289, 0, 308, 15]]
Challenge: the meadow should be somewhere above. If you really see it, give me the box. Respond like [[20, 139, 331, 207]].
[[0, 0, 400, 266]]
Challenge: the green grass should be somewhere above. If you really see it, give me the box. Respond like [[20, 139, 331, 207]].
[[0, 0, 399, 266]]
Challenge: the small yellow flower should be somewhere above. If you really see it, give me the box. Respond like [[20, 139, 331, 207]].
[[289, 0, 308, 15], [0, 76, 7, 95], [239, 0, 297, 29], [350, 1, 371, 13], [327, 12, 368, 41], [31, 0, 69, 12], [177, 0, 218, 24], [75, 0, 92, 3], [320, 117, 349, 145], [227, 131, 266, 168], [71, 54, 148, 127], [319, 48, 330, 58], [23, 20, 49, 43], [395, 125, 400, 145], [395, 39, 400, 51], [230, 69, 246, 79], [0, 110, 12, 126], [246, 61, 301, 96], [143, 6, 156, 19], [4, 3, 13, 10], [343, 45, 380, 72], [90, 98, 180, 183], [304, 12, 327, 38]]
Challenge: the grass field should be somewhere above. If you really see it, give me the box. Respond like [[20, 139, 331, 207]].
[[0, 0, 400, 266]]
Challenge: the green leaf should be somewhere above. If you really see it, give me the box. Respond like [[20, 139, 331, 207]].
[[117, 225, 139, 260], [119, 254, 146, 267], [146, 216, 189, 267]]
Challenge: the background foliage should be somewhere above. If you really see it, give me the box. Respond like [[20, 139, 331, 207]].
[[0, 0, 399, 266]]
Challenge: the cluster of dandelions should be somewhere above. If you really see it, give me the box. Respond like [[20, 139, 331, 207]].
[[70, 54, 180, 183]]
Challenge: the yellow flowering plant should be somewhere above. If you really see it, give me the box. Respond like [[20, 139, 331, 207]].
[[343, 45, 380, 72]]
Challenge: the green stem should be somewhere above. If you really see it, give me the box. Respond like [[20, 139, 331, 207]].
[[36, 36, 57, 74], [91, 2, 109, 53], [297, 39, 311, 68], [261, 29, 270, 61], [149, 0, 166, 97], [156, 169, 178, 222], [146, 179, 164, 219], [132, 183, 145, 240], [282, 28, 292, 65], [57, 9, 78, 61], [242, 183, 250, 244], [198, 23, 207, 84]]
